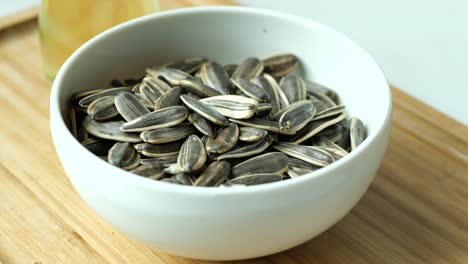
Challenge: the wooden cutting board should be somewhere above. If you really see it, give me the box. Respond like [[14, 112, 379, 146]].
[[0, 1, 467, 263]]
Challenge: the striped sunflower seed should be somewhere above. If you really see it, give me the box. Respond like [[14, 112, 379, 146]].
[[277, 100, 317, 131], [231, 174, 283, 185], [78, 87, 131, 108], [231, 57, 264, 80], [121, 106, 188, 132], [200, 95, 259, 119], [178, 135, 207, 172], [140, 154, 179, 165], [205, 123, 239, 154], [291, 113, 346, 144], [187, 112, 216, 137], [131, 163, 165, 180], [83, 116, 141, 142], [146, 66, 192, 86], [263, 54, 299, 78], [180, 94, 229, 126], [108, 142, 140, 170], [263, 73, 290, 108], [134, 140, 184, 157], [238, 127, 268, 142], [231, 152, 289, 178], [194, 161, 230, 187], [114, 92, 150, 121], [251, 76, 281, 116], [229, 118, 296, 135], [272, 142, 334, 167], [200, 62, 232, 94], [217, 134, 274, 160], [350, 117, 366, 150], [154, 86, 183, 110], [81, 138, 114, 156], [140, 123, 195, 144], [178, 79, 221, 98], [279, 74, 307, 104], [231, 78, 270, 102]]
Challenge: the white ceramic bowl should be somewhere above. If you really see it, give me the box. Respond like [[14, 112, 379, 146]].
[[50, 6, 391, 260]]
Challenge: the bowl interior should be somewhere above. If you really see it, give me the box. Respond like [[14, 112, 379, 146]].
[[53, 7, 390, 186]]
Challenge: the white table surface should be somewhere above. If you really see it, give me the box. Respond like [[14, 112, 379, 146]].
[[2, 0, 467, 124]]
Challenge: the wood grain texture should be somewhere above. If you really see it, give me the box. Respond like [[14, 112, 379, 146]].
[[0, 1, 467, 263], [0, 6, 38, 32]]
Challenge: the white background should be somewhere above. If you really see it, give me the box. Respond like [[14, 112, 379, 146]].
[[2, 0, 467, 124]]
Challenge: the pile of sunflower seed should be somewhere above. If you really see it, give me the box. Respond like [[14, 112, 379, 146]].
[[69, 54, 366, 187]]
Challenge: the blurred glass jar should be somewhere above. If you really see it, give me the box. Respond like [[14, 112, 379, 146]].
[[39, 0, 160, 81]]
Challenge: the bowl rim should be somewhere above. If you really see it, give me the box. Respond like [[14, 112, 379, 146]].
[[50, 6, 392, 196]]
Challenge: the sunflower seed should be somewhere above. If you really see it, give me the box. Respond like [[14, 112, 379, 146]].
[[83, 116, 141, 142], [263, 73, 289, 108], [78, 87, 131, 107], [164, 57, 208, 74], [72, 89, 105, 104], [146, 66, 192, 85], [178, 135, 207, 172], [315, 136, 348, 157], [187, 112, 216, 137], [287, 166, 314, 178], [178, 79, 221, 98], [230, 174, 283, 185], [223, 64, 237, 77], [140, 154, 179, 165], [217, 134, 274, 160], [231, 57, 264, 80], [316, 124, 343, 142], [205, 123, 239, 154], [134, 140, 184, 157], [140, 123, 195, 144], [164, 163, 183, 175], [255, 103, 272, 117], [108, 142, 140, 170], [251, 76, 280, 116], [81, 138, 114, 156], [135, 92, 155, 110], [273, 142, 334, 167], [313, 105, 346, 121], [263, 54, 299, 78], [140, 77, 169, 103], [200, 95, 258, 119], [238, 127, 268, 142], [131, 163, 165, 180], [231, 78, 269, 102], [307, 91, 336, 108], [305, 80, 339, 104], [336, 119, 351, 150], [115, 92, 150, 121], [180, 94, 229, 126], [287, 157, 321, 170], [200, 62, 232, 94], [86, 96, 119, 121], [277, 100, 316, 131], [229, 118, 296, 135], [194, 161, 230, 187], [121, 106, 188, 132], [291, 113, 346, 144], [131, 83, 141, 93], [350, 117, 366, 150], [231, 152, 288, 178], [173, 173, 193, 185], [154, 86, 183, 110], [279, 74, 307, 104]]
